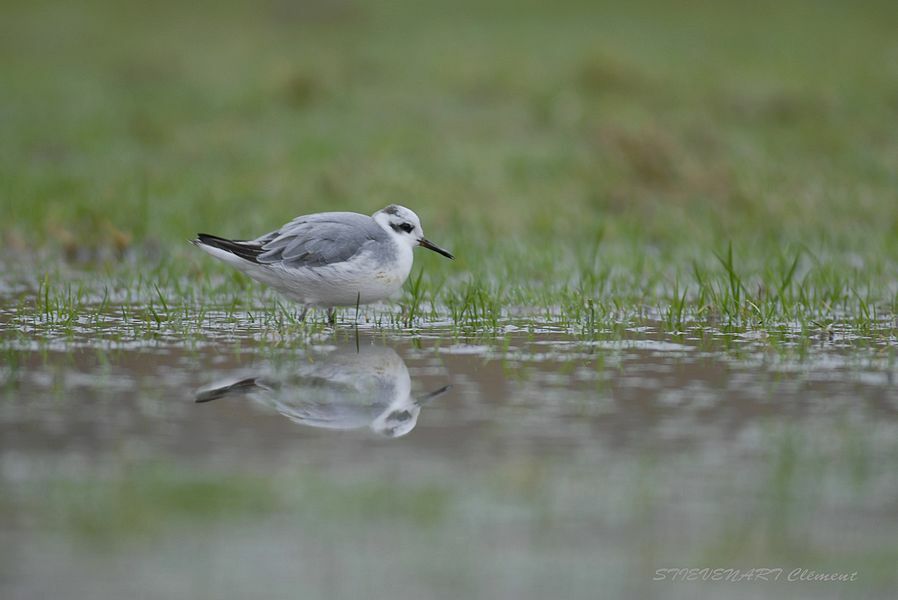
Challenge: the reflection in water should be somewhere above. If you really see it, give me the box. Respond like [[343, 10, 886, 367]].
[[195, 344, 449, 438]]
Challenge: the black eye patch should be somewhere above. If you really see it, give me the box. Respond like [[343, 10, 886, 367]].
[[392, 222, 415, 234], [392, 410, 412, 422]]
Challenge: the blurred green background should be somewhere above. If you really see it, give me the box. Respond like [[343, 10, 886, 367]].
[[3, 0, 898, 261]]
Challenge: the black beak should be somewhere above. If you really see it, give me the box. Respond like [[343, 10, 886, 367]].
[[418, 238, 454, 260], [416, 384, 452, 405]]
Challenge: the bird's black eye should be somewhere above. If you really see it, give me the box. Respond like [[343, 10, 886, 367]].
[[398, 222, 414, 234], [393, 410, 412, 422]]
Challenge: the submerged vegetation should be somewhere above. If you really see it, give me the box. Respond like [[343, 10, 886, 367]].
[[3, 239, 897, 348]]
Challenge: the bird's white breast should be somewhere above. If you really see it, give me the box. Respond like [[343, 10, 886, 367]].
[[263, 237, 414, 306]]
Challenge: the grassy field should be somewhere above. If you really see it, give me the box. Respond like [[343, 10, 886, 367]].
[[3, 0, 898, 334]]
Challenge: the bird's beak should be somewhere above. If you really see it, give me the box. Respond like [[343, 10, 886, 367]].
[[418, 238, 454, 260], [416, 384, 452, 405]]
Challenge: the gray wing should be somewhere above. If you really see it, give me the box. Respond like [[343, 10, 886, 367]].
[[254, 212, 386, 268]]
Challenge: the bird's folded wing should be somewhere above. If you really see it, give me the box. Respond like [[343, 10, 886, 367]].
[[255, 213, 384, 268]]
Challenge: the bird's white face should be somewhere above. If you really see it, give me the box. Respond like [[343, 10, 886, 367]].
[[371, 403, 422, 438], [373, 204, 455, 259], [373, 204, 424, 247]]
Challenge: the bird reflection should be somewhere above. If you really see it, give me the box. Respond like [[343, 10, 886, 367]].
[[195, 344, 449, 438]]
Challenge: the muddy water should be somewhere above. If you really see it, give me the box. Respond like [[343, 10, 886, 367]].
[[2, 308, 898, 599]]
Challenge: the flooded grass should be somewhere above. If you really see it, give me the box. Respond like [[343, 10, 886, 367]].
[[5, 241, 898, 347]]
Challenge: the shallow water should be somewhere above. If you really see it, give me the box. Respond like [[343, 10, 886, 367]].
[[2, 297, 898, 599]]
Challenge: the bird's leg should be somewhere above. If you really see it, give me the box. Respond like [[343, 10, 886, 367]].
[[327, 307, 337, 325], [297, 306, 309, 322]]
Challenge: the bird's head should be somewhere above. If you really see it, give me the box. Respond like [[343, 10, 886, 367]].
[[373, 204, 454, 259]]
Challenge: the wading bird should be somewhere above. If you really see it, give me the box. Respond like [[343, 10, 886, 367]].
[[193, 205, 453, 323]]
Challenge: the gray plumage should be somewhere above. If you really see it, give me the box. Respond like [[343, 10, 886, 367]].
[[193, 204, 453, 311], [254, 212, 394, 268], [194, 344, 451, 438]]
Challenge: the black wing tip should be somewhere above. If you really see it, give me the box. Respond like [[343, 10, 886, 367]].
[[195, 377, 260, 403], [195, 233, 223, 244], [193, 233, 219, 247], [194, 233, 263, 263]]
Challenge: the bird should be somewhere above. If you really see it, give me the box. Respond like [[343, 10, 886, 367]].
[[195, 343, 450, 438], [192, 205, 454, 323]]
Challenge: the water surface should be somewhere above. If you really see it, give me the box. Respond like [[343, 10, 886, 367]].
[[2, 299, 897, 599]]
